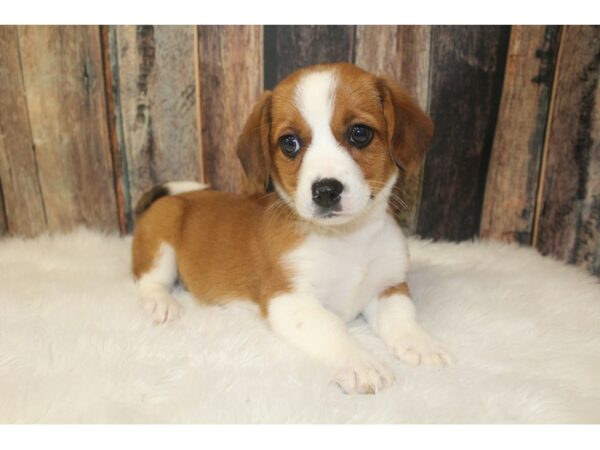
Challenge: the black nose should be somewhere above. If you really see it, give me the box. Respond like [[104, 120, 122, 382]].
[[311, 178, 344, 208]]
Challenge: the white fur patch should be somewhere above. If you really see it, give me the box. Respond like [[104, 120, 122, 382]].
[[137, 242, 180, 323], [285, 196, 408, 323], [268, 293, 359, 366], [363, 294, 451, 366], [293, 70, 372, 224], [165, 181, 208, 195], [268, 292, 393, 394]]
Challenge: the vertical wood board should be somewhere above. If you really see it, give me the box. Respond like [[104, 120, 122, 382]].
[[417, 26, 511, 241], [18, 25, 118, 232], [197, 25, 263, 193], [113, 25, 204, 224], [535, 26, 600, 275], [481, 26, 560, 245], [0, 26, 47, 236]]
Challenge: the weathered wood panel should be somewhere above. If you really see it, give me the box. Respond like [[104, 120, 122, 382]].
[[264, 25, 355, 89], [417, 26, 511, 241], [101, 26, 127, 234], [112, 25, 204, 228], [0, 184, 7, 235], [481, 26, 561, 245], [0, 25, 598, 278], [535, 26, 600, 276], [355, 25, 431, 234], [0, 26, 47, 236], [17, 26, 118, 232], [197, 25, 263, 193]]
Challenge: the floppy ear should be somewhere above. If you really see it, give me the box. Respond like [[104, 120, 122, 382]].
[[236, 91, 272, 194], [377, 76, 433, 173]]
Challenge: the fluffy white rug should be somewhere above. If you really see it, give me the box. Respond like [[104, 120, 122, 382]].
[[0, 228, 599, 423]]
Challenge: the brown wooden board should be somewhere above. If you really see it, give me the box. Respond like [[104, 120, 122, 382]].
[[535, 26, 600, 276], [264, 25, 355, 89], [17, 26, 119, 232], [197, 25, 263, 193], [0, 183, 7, 235], [480, 26, 560, 245], [0, 26, 47, 236], [101, 26, 127, 234], [112, 25, 204, 229], [355, 25, 431, 234], [417, 26, 511, 241]]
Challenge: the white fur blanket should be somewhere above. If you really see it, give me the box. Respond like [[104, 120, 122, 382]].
[[1, 229, 599, 423]]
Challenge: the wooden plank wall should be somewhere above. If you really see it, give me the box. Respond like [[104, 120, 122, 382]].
[[0, 26, 46, 236], [109, 25, 204, 231], [418, 26, 511, 241], [534, 26, 600, 275], [1, 26, 118, 235], [198, 26, 263, 193], [481, 26, 561, 244], [0, 25, 599, 277]]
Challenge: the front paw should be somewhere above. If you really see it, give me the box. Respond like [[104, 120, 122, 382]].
[[141, 293, 181, 324], [334, 354, 394, 395], [389, 327, 452, 367]]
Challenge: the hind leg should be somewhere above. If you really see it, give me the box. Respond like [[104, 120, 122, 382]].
[[136, 242, 181, 324], [132, 195, 186, 324]]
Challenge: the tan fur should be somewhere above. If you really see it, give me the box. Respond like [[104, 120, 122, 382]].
[[132, 63, 432, 316], [377, 74, 433, 174], [132, 190, 303, 316], [237, 91, 273, 194], [381, 282, 411, 299]]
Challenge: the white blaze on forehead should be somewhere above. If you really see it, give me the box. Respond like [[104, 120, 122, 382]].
[[294, 70, 337, 134], [293, 69, 349, 188]]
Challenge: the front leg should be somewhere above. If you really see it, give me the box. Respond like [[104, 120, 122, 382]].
[[268, 292, 393, 394], [363, 283, 452, 366]]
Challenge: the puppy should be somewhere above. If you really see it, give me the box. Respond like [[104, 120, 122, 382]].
[[132, 63, 450, 394]]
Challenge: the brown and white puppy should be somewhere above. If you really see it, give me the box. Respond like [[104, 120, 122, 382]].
[[132, 63, 450, 394]]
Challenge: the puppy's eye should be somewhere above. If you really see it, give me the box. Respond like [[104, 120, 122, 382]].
[[279, 134, 301, 157], [348, 124, 373, 148]]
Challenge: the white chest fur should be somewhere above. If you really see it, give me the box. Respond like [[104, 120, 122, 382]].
[[284, 210, 410, 322]]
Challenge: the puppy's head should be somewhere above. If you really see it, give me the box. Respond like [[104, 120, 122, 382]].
[[237, 63, 433, 226]]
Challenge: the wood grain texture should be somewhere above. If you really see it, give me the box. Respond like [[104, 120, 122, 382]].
[[112, 25, 204, 227], [197, 25, 263, 193], [17, 26, 118, 232], [417, 26, 511, 241], [355, 25, 431, 234], [101, 26, 127, 234], [535, 26, 600, 276], [0, 183, 7, 235], [0, 26, 47, 236], [481, 26, 560, 245], [264, 25, 355, 89]]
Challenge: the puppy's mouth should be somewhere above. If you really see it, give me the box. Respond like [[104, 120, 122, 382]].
[[309, 211, 353, 226], [320, 212, 340, 219], [314, 205, 343, 219]]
